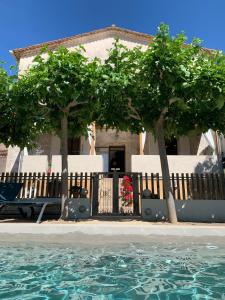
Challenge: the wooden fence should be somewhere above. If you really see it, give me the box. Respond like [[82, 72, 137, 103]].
[[140, 173, 225, 200], [0, 172, 93, 199], [0, 172, 225, 201]]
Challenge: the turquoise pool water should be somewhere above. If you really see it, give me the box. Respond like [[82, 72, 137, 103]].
[[0, 238, 225, 299]]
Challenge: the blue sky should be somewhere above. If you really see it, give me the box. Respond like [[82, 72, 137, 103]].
[[1, 0, 225, 71]]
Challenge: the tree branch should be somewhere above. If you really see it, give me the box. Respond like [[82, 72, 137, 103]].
[[66, 100, 78, 110], [157, 97, 181, 124], [63, 100, 89, 113], [127, 98, 141, 120]]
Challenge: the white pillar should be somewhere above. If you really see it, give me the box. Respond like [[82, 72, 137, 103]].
[[88, 123, 96, 155], [139, 131, 146, 155]]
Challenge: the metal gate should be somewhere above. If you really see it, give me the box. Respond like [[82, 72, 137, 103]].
[[92, 172, 140, 216]]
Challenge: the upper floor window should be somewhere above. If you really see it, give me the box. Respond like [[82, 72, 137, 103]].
[[165, 136, 177, 155], [68, 137, 80, 155]]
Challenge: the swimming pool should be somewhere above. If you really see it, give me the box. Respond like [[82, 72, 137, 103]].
[[0, 237, 225, 299]]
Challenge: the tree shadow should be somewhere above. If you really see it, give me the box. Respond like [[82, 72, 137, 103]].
[[194, 156, 222, 173]]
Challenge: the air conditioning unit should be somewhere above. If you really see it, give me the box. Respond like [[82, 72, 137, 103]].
[[67, 198, 90, 220]]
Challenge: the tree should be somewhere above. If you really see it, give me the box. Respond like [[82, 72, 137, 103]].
[[17, 47, 100, 219], [98, 26, 225, 223], [96, 41, 142, 132], [0, 65, 16, 146], [137, 24, 225, 223], [0, 64, 45, 149]]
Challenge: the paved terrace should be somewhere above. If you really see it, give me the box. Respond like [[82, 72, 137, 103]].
[[1, 220, 225, 237]]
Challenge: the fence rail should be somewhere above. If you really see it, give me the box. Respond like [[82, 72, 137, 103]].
[[0, 172, 224, 201], [0, 172, 93, 199], [140, 172, 225, 200]]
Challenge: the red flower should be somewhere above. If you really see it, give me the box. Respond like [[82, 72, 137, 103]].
[[120, 176, 133, 206]]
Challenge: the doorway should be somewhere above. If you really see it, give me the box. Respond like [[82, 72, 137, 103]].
[[109, 146, 125, 172], [68, 137, 81, 155]]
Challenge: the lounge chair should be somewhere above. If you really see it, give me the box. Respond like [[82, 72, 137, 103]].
[[0, 182, 61, 223], [0, 182, 23, 202]]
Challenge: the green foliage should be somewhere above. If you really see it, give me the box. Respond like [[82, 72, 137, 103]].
[[0, 64, 45, 148], [97, 24, 225, 138], [137, 24, 225, 137], [0, 65, 12, 145], [96, 40, 143, 133], [17, 47, 100, 140], [0, 64, 22, 146], [1, 23, 225, 151]]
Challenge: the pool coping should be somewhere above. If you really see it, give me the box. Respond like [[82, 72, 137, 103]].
[[1, 221, 225, 236]]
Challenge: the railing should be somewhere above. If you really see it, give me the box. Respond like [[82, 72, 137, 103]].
[[140, 173, 225, 200], [0, 172, 93, 199], [0, 172, 224, 202]]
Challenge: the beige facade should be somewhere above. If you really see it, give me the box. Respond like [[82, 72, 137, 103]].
[[14, 128, 219, 173], [0, 26, 222, 174]]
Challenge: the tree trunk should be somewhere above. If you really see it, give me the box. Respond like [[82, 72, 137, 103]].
[[60, 115, 68, 219], [155, 120, 178, 223]]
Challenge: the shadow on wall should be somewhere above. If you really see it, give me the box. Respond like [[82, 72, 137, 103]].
[[0, 157, 7, 173], [194, 156, 222, 173], [10, 151, 22, 173], [198, 145, 214, 155]]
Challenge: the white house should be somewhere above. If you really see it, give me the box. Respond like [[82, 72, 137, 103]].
[[0, 26, 223, 175]]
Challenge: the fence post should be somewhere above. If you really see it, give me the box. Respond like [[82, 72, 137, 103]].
[[220, 173, 225, 199], [92, 173, 99, 215], [156, 173, 160, 198], [133, 173, 139, 215], [186, 173, 190, 199], [113, 172, 119, 214], [139, 173, 143, 198]]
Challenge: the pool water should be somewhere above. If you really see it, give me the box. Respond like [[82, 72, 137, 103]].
[[0, 239, 225, 299]]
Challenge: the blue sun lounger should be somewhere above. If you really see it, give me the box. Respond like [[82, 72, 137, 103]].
[[0, 182, 61, 223]]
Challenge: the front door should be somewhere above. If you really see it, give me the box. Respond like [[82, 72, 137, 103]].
[[109, 146, 125, 172]]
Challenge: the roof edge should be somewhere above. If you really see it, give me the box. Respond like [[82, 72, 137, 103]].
[[11, 26, 153, 60]]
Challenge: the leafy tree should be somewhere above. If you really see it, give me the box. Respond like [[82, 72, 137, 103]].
[[98, 26, 225, 223], [0, 65, 16, 146], [137, 24, 225, 223], [17, 47, 100, 218], [97, 41, 142, 132], [0, 64, 44, 149]]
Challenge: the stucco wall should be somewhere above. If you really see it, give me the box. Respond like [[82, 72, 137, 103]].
[[18, 37, 147, 74], [0, 158, 6, 173], [30, 134, 60, 156], [144, 133, 200, 155], [0, 144, 7, 172], [142, 199, 225, 222], [21, 155, 48, 173], [80, 137, 91, 155], [51, 155, 104, 173], [5, 146, 21, 172], [132, 155, 221, 174]]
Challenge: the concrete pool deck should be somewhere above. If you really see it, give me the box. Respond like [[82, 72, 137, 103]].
[[1, 220, 225, 237]]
